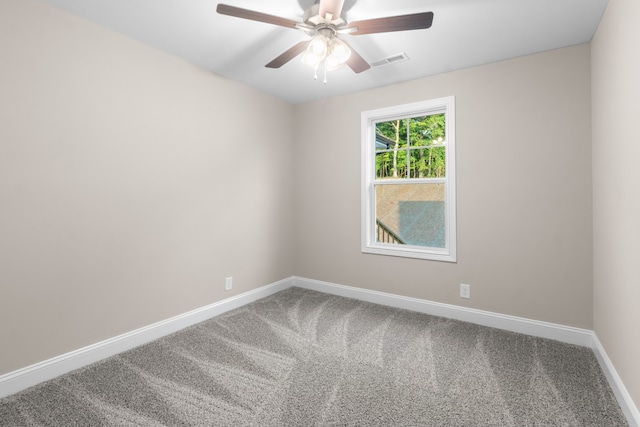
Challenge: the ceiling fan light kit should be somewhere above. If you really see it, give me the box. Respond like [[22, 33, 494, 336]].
[[216, 0, 434, 83], [301, 30, 352, 83]]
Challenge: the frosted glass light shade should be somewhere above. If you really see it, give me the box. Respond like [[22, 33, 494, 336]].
[[326, 38, 351, 70], [302, 35, 328, 69]]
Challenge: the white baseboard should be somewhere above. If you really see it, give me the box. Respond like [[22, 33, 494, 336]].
[[0, 277, 291, 399], [2, 275, 637, 427], [293, 276, 594, 346], [592, 335, 640, 427]]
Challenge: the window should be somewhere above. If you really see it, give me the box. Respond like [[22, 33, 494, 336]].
[[361, 96, 456, 262]]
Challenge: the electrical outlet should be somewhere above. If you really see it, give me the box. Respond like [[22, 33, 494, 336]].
[[460, 283, 471, 299], [225, 277, 233, 291]]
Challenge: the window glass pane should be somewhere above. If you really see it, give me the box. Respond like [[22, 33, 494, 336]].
[[408, 147, 446, 178], [375, 133, 396, 153], [375, 183, 446, 248], [375, 120, 406, 151], [409, 114, 446, 146], [375, 149, 408, 179], [375, 113, 446, 180]]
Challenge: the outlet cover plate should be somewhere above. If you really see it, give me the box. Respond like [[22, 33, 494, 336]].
[[460, 283, 471, 299]]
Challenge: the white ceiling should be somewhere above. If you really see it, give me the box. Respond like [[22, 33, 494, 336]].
[[38, 0, 608, 104]]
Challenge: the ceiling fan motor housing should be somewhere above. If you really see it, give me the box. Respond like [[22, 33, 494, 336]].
[[303, 3, 346, 27]]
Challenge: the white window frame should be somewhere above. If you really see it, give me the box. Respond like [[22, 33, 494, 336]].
[[361, 96, 456, 262]]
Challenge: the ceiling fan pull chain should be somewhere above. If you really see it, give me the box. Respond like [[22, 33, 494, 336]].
[[323, 61, 328, 84]]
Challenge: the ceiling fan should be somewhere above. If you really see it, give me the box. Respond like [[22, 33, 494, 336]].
[[216, 0, 434, 81]]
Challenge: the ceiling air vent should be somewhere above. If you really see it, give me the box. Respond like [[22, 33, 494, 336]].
[[371, 52, 409, 68]]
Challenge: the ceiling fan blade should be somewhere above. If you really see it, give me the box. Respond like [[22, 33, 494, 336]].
[[344, 42, 371, 74], [216, 4, 298, 29], [319, 0, 345, 20], [266, 41, 309, 68], [349, 12, 434, 35]]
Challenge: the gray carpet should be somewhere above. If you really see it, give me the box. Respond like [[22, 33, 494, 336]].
[[0, 287, 628, 426]]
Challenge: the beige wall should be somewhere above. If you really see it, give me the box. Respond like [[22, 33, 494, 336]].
[[294, 44, 593, 329], [0, 0, 295, 375], [592, 0, 640, 411]]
